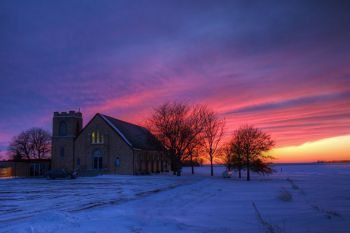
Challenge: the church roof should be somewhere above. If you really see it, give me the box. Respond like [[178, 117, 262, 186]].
[[99, 114, 163, 151]]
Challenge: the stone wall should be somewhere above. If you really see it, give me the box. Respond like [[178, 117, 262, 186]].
[[52, 112, 170, 176], [51, 111, 82, 172], [74, 115, 134, 175], [134, 150, 171, 175]]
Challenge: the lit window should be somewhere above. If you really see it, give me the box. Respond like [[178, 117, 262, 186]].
[[91, 131, 104, 144], [92, 131, 96, 143]]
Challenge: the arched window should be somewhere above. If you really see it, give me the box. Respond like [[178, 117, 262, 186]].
[[100, 133, 104, 143], [96, 131, 100, 143], [114, 157, 120, 167], [92, 149, 103, 170], [91, 131, 96, 143], [59, 121, 67, 136], [60, 147, 65, 158], [91, 131, 104, 144]]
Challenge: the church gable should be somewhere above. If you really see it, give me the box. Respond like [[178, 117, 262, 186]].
[[52, 111, 170, 175], [75, 114, 131, 149], [75, 113, 163, 151], [99, 114, 163, 151], [73, 114, 134, 174]]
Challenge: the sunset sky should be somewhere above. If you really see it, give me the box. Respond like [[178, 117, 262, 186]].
[[0, 0, 349, 162]]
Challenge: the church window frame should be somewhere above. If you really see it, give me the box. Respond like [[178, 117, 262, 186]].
[[92, 148, 103, 170], [59, 121, 67, 136], [91, 130, 104, 144], [60, 147, 65, 158]]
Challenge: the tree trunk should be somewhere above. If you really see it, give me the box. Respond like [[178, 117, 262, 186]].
[[246, 158, 250, 181], [171, 159, 176, 175], [190, 153, 194, 175], [238, 154, 241, 178], [210, 155, 214, 176], [175, 157, 182, 176]]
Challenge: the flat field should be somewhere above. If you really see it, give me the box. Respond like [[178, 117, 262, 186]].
[[0, 164, 349, 233]]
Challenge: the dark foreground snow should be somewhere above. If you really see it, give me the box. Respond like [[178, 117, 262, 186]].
[[0, 164, 349, 233]]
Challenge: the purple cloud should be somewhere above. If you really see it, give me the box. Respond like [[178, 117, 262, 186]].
[[1, 0, 350, 160]]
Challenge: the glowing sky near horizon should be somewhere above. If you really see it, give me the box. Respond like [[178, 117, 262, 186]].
[[0, 0, 349, 162]]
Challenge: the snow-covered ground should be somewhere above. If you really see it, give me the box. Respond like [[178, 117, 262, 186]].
[[1, 164, 349, 233]]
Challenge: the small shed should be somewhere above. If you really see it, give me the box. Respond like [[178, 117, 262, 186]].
[[0, 159, 51, 178]]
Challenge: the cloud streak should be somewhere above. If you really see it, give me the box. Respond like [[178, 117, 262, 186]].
[[0, 0, 350, 161]]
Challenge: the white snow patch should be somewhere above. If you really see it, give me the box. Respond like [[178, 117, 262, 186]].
[[1, 164, 349, 233]]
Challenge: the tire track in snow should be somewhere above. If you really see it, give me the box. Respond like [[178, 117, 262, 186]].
[[252, 202, 285, 233], [0, 178, 197, 224], [69, 182, 193, 212], [286, 177, 343, 220]]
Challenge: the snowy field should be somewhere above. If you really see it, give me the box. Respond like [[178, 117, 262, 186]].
[[0, 164, 349, 233]]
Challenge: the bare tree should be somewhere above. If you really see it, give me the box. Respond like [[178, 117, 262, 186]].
[[186, 138, 203, 174], [222, 143, 235, 171], [202, 108, 225, 176], [231, 131, 245, 178], [8, 127, 51, 160], [28, 128, 51, 159], [147, 102, 205, 175], [8, 131, 32, 160], [222, 142, 243, 178], [233, 125, 274, 181]]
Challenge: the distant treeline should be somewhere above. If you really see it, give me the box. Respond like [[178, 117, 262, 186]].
[[316, 160, 350, 164], [182, 160, 203, 167]]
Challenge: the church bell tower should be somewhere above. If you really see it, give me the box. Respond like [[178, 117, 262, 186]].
[[51, 111, 82, 172]]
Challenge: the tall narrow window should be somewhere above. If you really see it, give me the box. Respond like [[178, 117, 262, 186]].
[[60, 147, 65, 158], [92, 149, 103, 169], [96, 131, 100, 143], [100, 134, 104, 144], [91, 131, 104, 144], [91, 131, 96, 144], [59, 121, 67, 136], [98, 157, 102, 169]]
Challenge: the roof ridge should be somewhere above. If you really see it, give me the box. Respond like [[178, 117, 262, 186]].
[[98, 113, 162, 151], [99, 114, 133, 147], [100, 114, 148, 130]]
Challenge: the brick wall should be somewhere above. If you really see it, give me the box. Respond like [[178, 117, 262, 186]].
[[74, 115, 134, 175]]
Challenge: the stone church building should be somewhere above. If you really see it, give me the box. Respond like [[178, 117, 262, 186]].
[[51, 111, 170, 175]]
